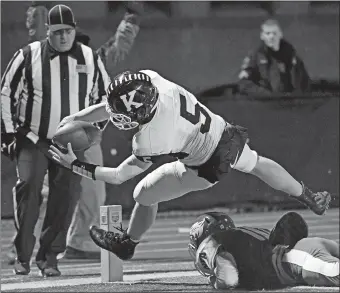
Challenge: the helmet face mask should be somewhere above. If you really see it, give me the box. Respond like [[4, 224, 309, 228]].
[[106, 71, 158, 131], [188, 212, 236, 261], [107, 111, 139, 130], [188, 218, 206, 260]]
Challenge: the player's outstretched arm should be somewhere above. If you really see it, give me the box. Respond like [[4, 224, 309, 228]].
[[57, 103, 110, 130], [50, 143, 152, 184], [95, 154, 152, 185], [72, 102, 110, 123]]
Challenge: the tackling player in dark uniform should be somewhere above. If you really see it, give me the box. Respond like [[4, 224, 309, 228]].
[[189, 212, 339, 290]]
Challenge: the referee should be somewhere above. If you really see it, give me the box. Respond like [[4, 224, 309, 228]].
[[1, 4, 110, 277]]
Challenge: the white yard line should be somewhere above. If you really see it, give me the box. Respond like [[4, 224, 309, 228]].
[[1, 260, 193, 276], [1, 270, 200, 291], [0, 267, 144, 277]]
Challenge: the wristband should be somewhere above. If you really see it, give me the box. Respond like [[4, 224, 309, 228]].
[[71, 159, 98, 180]]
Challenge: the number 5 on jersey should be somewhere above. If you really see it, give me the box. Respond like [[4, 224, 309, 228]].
[[179, 94, 211, 134]]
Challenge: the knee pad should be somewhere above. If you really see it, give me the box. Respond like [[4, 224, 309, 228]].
[[231, 144, 258, 173]]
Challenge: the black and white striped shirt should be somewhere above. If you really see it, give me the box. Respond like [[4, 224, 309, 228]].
[[1, 39, 110, 142]]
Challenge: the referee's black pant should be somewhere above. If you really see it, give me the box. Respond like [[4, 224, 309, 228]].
[[13, 134, 84, 263]]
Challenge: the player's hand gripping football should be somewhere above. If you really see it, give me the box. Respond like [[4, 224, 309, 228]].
[[49, 143, 77, 169]]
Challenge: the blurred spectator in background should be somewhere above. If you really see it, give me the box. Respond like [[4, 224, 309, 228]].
[[238, 19, 311, 95], [5, 1, 142, 266]]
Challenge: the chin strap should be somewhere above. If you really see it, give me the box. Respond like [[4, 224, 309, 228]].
[[71, 159, 98, 180]]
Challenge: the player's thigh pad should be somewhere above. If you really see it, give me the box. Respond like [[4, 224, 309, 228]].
[[285, 238, 339, 286], [231, 144, 258, 173], [133, 161, 214, 206]]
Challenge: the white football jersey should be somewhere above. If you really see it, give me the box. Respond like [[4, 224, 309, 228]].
[[132, 70, 226, 166]]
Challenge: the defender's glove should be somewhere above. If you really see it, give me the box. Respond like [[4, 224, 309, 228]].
[[1, 133, 17, 160], [195, 236, 222, 277], [208, 252, 239, 289]]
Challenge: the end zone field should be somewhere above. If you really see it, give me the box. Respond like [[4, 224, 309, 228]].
[[1, 208, 339, 292]]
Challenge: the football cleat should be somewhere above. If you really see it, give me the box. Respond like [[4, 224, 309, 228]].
[[89, 225, 137, 260], [294, 182, 331, 216], [269, 212, 308, 248]]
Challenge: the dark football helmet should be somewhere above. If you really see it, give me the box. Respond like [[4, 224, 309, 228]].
[[188, 212, 236, 260], [105, 71, 159, 130]]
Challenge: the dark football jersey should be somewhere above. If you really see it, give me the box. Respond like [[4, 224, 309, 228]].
[[211, 227, 284, 289]]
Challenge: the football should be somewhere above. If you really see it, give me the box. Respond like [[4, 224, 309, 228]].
[[52, 121, 102, 152]]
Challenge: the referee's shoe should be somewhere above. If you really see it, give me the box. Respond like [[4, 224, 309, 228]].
[[13, 259, 30, 275]]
